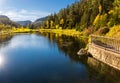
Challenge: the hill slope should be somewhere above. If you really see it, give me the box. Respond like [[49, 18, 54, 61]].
[[37, 0, 120, 36], [31, 16, 48, 28], [16, 20, 32, 27], [0, 15, 20, 28]]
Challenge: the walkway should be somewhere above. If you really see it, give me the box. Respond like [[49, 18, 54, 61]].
[[91, 35, 120, 54]]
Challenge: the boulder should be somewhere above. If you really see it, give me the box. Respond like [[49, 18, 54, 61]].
[[77, 48, 87, 56]]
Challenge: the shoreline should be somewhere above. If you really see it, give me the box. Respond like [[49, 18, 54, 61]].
[[39, 29, 82, 37], [12, 28, 84, 37]]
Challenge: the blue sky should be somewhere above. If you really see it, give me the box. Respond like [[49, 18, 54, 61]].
[[0, 0, 76, 21]]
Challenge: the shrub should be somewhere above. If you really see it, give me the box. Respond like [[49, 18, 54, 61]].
[[95, 27, 109, 35]]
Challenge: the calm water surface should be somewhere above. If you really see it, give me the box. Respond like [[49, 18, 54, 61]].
[[0, 33, 120, 83]]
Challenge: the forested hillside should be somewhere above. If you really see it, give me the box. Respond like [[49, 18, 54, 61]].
[[0, 0, 120, 37], [39, 0, 120, 36]]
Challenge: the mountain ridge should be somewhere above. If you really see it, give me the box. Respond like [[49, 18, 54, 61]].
[[0, 15, 20, 28], [16, 20, 32, 27]]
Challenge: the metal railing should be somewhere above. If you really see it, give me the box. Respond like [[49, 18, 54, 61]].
[[91, 35, 120, 53]]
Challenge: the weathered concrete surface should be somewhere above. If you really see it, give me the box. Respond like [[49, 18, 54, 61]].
[[88, 44, 120, 70]]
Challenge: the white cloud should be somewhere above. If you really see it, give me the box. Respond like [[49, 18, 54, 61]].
[[20, 9, 27, 14], [0, 8, 50, 21]]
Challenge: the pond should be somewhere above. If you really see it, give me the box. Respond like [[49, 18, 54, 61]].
[[0, 33, 120, 83]]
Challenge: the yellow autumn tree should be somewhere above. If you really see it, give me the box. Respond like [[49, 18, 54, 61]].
[[46, 20, 50, 29], [59, 19, 64, 29], [60, 19, 64, 25], [56, 24, 59, 29], [93, 14, 100, 25], [50, 20, 54, 28], [98, 4, 102, 13], [93, 14, 107, 30]]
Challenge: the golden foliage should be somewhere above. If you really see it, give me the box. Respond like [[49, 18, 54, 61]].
[[55, 25, 59, 29], [39, 29, 81, 37], [108, 10, 114, 14], [93, 14, 107, 29], [50, 20, 54, 28], [46, 21, 49, 28], [99, 4, 102, 13], [93, 14, 100, 25], [60, 19, 64, 25], [106, 25, 120, 38]]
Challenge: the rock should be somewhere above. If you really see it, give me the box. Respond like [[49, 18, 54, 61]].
[[62, 42, 72, 47], [77, 48, 87, 56]]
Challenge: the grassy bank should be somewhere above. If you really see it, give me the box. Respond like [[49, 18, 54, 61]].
[[12, 28, 37, 33], [39, 29, 82, 37], [12, 28, 84, 37]]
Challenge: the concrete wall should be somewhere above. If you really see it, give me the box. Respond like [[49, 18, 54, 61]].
[[88, 44, 120, 70]]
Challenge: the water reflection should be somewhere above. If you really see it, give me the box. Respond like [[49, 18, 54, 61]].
[[0, 33, 119, 83], [0, 55, 4, 66], [87, 57, 120, 83], [0, 34, 88, 83], [38, 32, 120, 83], [0, 34, 13, 68], [38, 32, 87, 57]]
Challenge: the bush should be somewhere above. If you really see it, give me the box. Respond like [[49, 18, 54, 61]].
[[95, 27, 109, 35], [82, 27, 94, 36]]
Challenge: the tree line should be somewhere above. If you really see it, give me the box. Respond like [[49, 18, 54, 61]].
[[38, 0, 120, 32]]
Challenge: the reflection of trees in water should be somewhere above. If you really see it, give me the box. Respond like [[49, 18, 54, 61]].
[[0, 34, 13, 48], [87, 57, 120, 83], [38, 32, 120, 83], [38, 32, 87, 62]]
